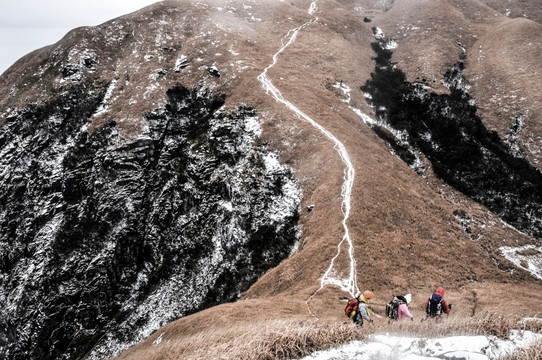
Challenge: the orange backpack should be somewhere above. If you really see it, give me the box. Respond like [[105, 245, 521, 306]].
[[344, 298, 359, 317]]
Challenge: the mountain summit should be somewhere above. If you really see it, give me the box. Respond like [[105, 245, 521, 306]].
[[1, 0, 541, 359]]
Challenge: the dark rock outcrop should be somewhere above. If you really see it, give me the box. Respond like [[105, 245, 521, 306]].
[[0, 82, 300, 359], [361, 28, 542, 239]]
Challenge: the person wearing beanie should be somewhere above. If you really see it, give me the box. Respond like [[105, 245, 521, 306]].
[[397, 293, 414, 320], [386, 293, 413, 321], [353, 290, 374, 325]]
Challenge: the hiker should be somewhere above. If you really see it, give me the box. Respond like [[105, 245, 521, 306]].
[[399, 293, 414, 320], [386, 293, 414, 321], [425, 286, 452, 318], [345, 290, 374, 325]]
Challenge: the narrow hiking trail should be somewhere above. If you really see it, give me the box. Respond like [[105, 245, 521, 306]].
[[257, 0, 360, 318]]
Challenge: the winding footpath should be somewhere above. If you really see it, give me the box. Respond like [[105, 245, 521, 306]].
[[257, 0, 359, 318]]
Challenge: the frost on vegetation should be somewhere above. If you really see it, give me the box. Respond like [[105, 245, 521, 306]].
[[174, 55, 190, 72], [301, 331, 542, 360], [243, 115, 262, 137], [500, 245, 542, 280], [352, 107, 409, 143], [84, 89, 301, 358], [263, 153, 301, 227], [503, 112, 527, 158], [454, 209, 472, 235], [444, 63, 471, 93], [59, 47, 99, 83], [0, 82, 301, 359], [333, 81, 351, 103], [92, 79, 117, 118], [409, 153, 426, 176]]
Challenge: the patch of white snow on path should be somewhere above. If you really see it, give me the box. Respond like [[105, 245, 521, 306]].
[[308, 0, 321, 15], [257, 0, 359, 319], [299, 331, 542, 360]]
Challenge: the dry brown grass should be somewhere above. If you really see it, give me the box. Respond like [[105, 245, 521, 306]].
[[116, 318, 369, 360], [498, 339, 542, 360], [374, 313, 542, 339], [233, 320, 367, 360], [207, 315, 541, 360], [116, 311, 542, 360]]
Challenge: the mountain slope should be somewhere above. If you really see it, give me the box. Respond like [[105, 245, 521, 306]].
[[0, 0, 541, 359]]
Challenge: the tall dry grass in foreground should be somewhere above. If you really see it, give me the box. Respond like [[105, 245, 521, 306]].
[[118, 313, 542, 360], [233, 314, 542, 360], [117, 319, 369, 360], [233, 320, 368, 360], [374, 312, 542, 339]]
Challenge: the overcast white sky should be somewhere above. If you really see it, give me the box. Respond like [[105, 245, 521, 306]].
[[0, 0, 160, 75]]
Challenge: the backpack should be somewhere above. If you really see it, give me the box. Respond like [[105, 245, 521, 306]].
[[426, 295, 443, 317], [345, 298, 359, 318], [386, 296, 406, 320]]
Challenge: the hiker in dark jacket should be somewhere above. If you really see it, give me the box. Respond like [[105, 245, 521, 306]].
[[386, 293, 413, 321], [425, 286, 451, 318]]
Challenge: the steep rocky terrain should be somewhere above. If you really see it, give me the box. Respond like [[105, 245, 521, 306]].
[[1, 0, 541, 359]]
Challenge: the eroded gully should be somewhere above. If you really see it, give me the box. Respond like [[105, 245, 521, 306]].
[[257, 0, 360, 318]]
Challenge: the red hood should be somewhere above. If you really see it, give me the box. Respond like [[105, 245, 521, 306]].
[[436, 287, 445, 297]]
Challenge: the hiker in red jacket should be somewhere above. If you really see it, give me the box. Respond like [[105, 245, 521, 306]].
[[425, 286, 451, 318]]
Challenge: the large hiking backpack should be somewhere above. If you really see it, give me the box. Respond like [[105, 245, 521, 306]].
[[426, 295, 443, 317], [386, 296, 406, 320], [345, 298, 359, 318]]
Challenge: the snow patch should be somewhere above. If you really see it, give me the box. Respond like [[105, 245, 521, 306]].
[[92, 79, 117, 118], [373, 27, 399, 51], [174, 55, 190, 71], [228, 46, 239, 56], [300, 331, 542, 360], [374, 27, 385, 40], [244, 115, 262, 137], [308, 0, 321, 15], [333, 81, 351, 103], [500, 244, 542, 280], [385, 40, 398, 50], [152, 332, 164, 346]]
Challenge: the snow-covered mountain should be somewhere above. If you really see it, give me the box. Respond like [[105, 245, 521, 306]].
[[1, 0, 541, 359]]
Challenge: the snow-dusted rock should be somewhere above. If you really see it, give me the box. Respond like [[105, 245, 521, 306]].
[[0, 83, 301, 359]]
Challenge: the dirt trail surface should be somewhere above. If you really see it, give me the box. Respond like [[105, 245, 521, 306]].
[[257, 1, 361, 318]]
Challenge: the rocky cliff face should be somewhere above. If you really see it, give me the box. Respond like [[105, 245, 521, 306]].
[[0, 78, 300, 359]]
